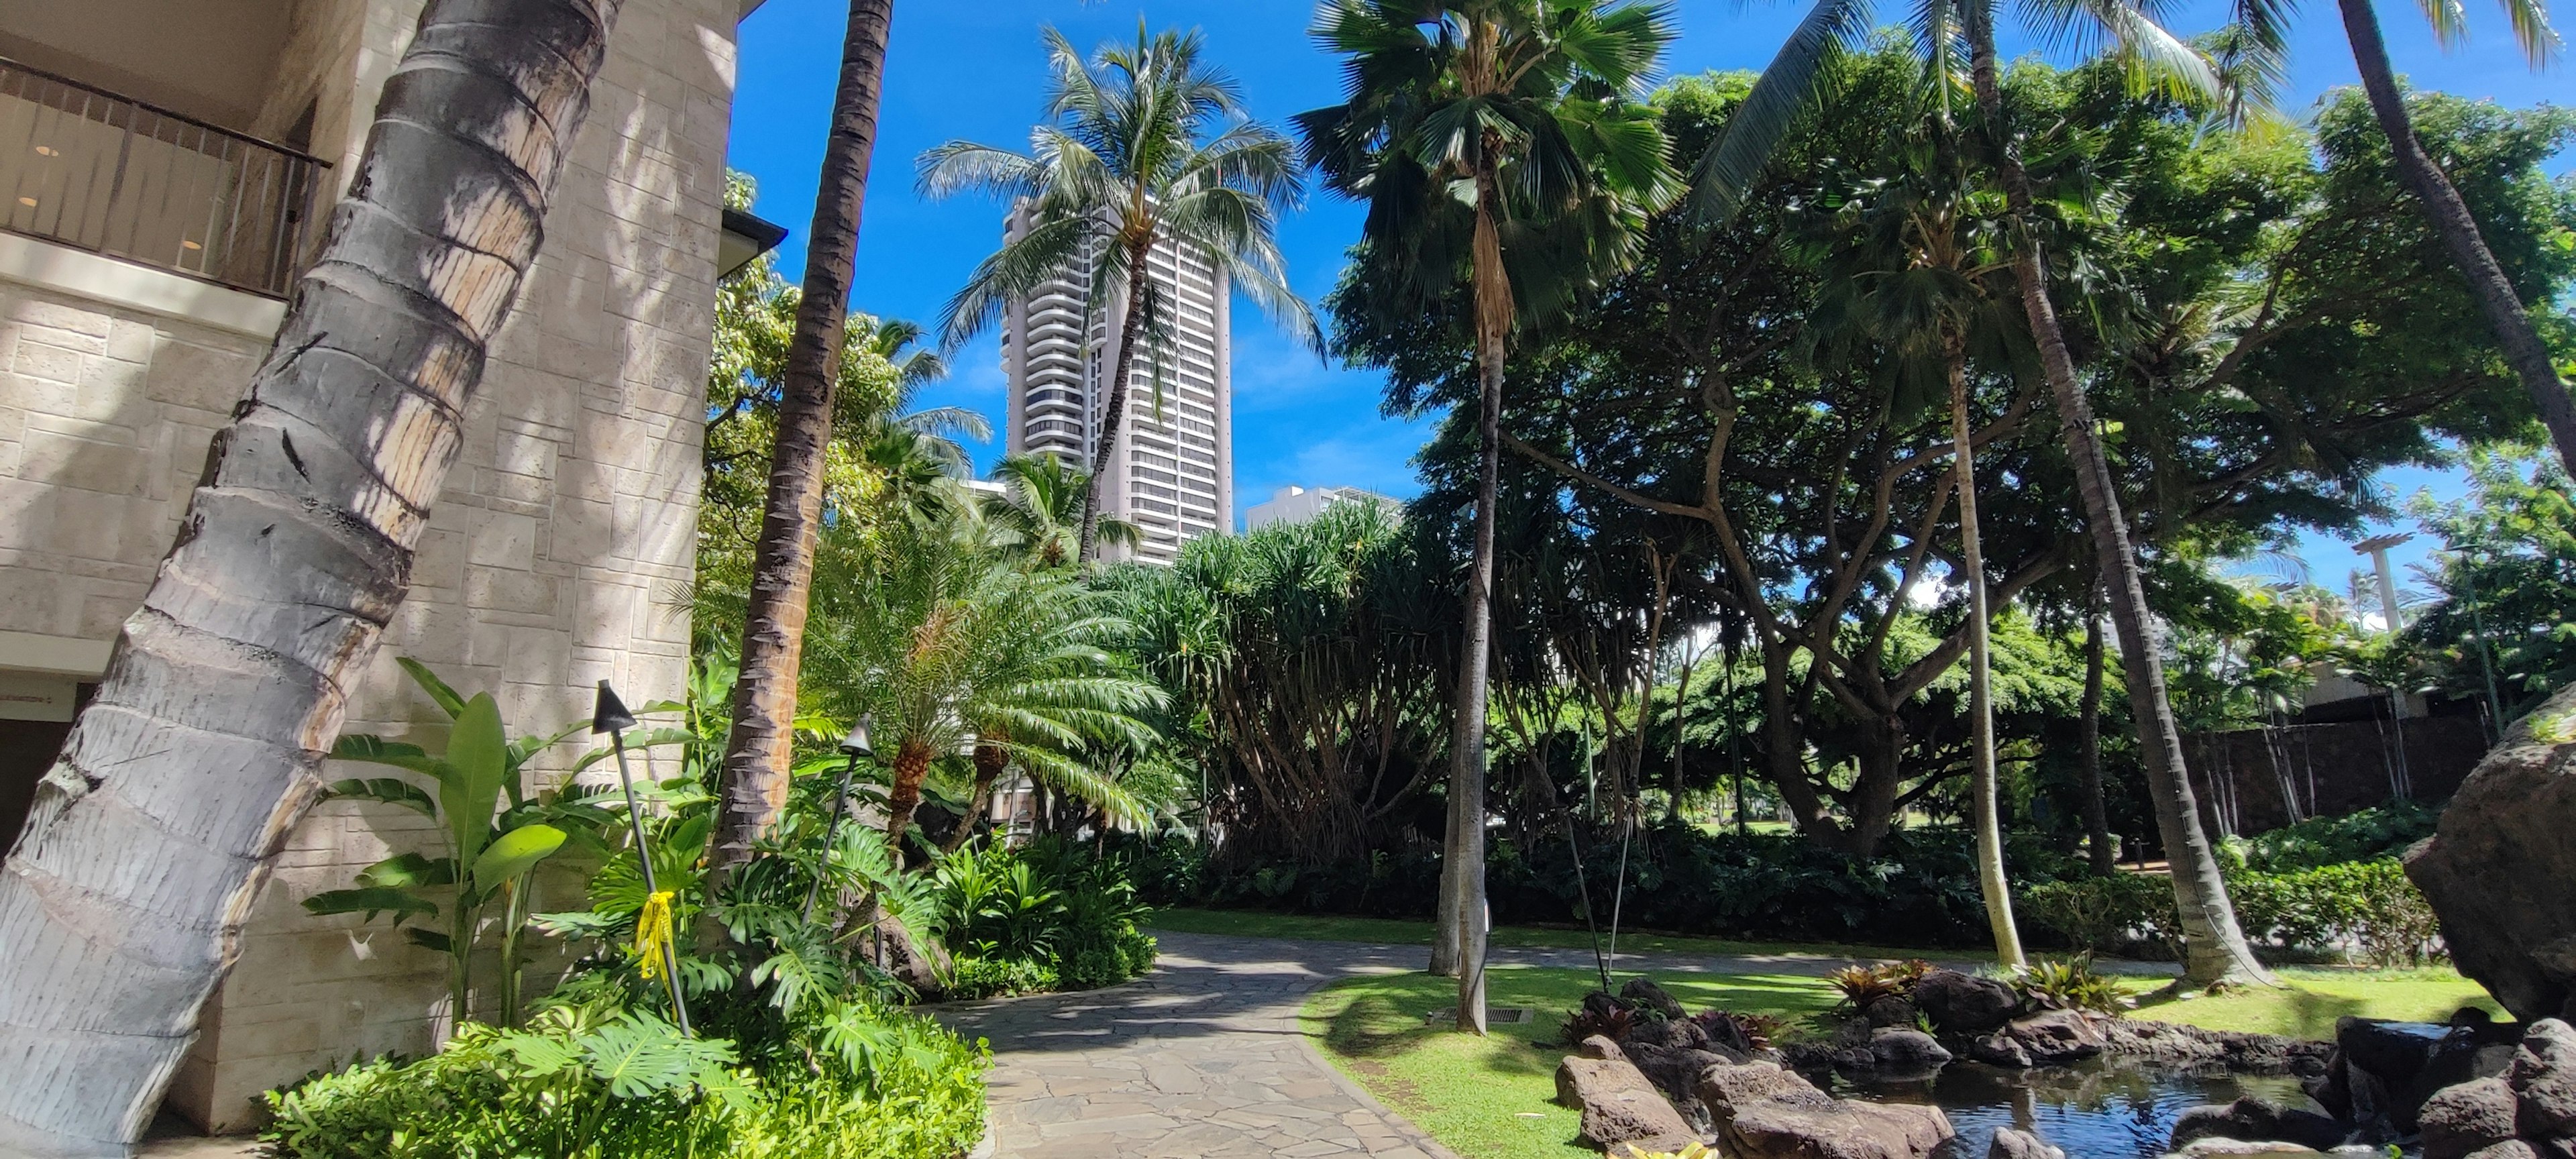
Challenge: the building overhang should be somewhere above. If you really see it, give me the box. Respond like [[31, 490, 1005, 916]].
[[718, 207, 790, 280]]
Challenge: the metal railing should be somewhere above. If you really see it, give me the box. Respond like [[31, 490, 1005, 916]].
[[0, 58, 327, 300]]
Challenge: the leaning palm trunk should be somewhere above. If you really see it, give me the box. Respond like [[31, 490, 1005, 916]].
[[1962, 0, 2270, 988], [1949, 341, 2025, 969], [0, 2, 621, 1152], [714, 0, 897, 881], [2332, 0, 2576, 473], [1076, 243, 1155, 565], [1448, 141, 1511, 1036]]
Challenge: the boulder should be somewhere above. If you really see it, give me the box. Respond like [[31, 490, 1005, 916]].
[[1629, 1013, 1715, 1052], [2404, 684, 2576, 1025], [2104, 1019, 2334, 1077], [869, 910, 951, 997], [1580, 1034, 1629, 1062], [1625, 978, 1690, 1021], [1557, 1054, 1702, 1156], [2169, 1140, 2326, 1157], [2420, 1078, 2521, 1159], [2464, 1144, 2542, 1159], [1989, 1127, 2066, 1159], [2170, 1097, 2346, 1153], [1699, 1060, 1952, 1159], [1621, 1040, 1741, 1126], [2512, 1018, 2576, 1139], [1700, 1060, 1837, 1123], [1993, 1009, 2108, 1066], [1868, 1028, 1953, 1072], [1864, 996, 1920, 1029], [1914, 970, 2022, 1036]]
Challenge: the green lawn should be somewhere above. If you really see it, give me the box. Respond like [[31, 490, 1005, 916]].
[[1301, 964, 2501, 1159], [1145, 906, 1938, 963]]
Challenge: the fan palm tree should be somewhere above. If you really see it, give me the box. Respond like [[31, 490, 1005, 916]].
[[1807, 111, 2029, 967], [1695, 0, 2274, 986], [0, 1, 624, 1148], [919, 24, 1318, 565], [1297, 0, 1682, 1033], [714, 0, 899, 901], [983, 452, 1143, 569]]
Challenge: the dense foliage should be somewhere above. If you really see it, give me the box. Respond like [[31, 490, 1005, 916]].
[[936, 839, 1159, 997]]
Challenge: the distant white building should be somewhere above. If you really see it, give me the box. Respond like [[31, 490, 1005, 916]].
[[1244, 485, 1397, 531]]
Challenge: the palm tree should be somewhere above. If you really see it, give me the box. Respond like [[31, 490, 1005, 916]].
[[919, 25, 1318, 565], [1298, 0, 1682, 1032], [2318, 0, 2573, 471], [0, 1, 623, 1149], [1809, 113, 2028, 966], [1697, 0, 2275, 987], [713, 0, 899, 901], [983, 453, 1144, 569]]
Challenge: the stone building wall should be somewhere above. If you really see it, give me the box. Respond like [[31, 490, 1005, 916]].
[[0, 0, 737, 1132]]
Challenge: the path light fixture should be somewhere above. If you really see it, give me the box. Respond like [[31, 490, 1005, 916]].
[[804, 717, 873, 923], [594, 679, 692, 1034]]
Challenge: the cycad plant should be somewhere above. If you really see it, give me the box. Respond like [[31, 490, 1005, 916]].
[[1696, 0, 2275, 987], [1297, 0, 1682, 1032], [920, 24, 1318, 565]]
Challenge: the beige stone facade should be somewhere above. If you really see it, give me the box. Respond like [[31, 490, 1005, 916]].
[[0, 0, 747, 1132]]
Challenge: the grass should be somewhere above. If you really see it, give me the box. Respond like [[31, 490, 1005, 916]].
[[1145, 906, 1939, 963], [1301, 963, 2501, 1159]]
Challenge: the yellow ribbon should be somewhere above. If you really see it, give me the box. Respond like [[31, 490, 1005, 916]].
[[635, 890, 676, 982]]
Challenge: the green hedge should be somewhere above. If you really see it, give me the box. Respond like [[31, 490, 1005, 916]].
[[2023, 857, 2442, 966]]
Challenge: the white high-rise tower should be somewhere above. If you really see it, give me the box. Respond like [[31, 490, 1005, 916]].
[[1000, 205, 1232, 564]]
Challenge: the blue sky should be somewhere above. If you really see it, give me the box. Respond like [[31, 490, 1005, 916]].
[[725, 0, 2568, 575]]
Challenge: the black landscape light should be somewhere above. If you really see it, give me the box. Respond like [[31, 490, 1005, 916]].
[[594, 679, 692, 1034], [803, 717, 874, 922]]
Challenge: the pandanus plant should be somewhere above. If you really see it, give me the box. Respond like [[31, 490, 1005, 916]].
[[307, 660, 579, 1028]]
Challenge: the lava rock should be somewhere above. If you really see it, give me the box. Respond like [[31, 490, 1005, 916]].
[[2170, 1097, 2347, 1153], [1700, 1060, 1952, 1159], [1914, 970, 2022, 1036], [2511, 1018, 2576, 1139], [1996, 1009, 2108, 1066], [1699, 1060, 1837, 1123], [2169, 1140, 2326, 1157], [1624, 978, 1689, 1021], [1865, 996, 1921, 1029], [1579, 1034, 1628, 1062], [1623, 1040, 1743, 1120], [1868, 1027, 1953, 1072], [2404, 684, 2576, 1025], [2104, 1019, 2334, 1077], [1988, 1127, 2065, 1159], [1557, 1054, 1701, 1156], [1969, 1031, 2033, 1068], [1628, 1015, 1715, 1052], [2463, 1143, 2542, 1159], [2420, 1077, 2521, 1159]]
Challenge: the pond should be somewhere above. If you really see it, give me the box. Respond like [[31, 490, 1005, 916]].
[[1831, 1058, 2320, 1159]]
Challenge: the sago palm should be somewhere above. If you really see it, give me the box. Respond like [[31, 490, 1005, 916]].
[[1297, 0, 1682, 1032], [920, 24, 1318, 564], [1693, 0, 2274, 985], [984, 452, 1144, 569]]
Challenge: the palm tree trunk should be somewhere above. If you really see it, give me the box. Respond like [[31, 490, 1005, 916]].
[[882, 739, 934, 859], [1076, 243, 1157, 565], [944, 744, 1010, 854], [2079, 580, 2116, 876], [712, 0, 896, 888], [2335, 0, 2576, 472], [0, 2, 621, 1150], [1962, 0, 2271, 988], [1450, 142, 1511, 1036], [1950, 341, 2025, 968]]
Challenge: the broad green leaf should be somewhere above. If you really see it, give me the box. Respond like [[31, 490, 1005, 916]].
[[323, 777, 437, 818], [396, 657, 468, 718], [304, 887, 437, 925], [328, 736, 439, 777], [443, 694, 509, 871], [471, 824, 566, 889], [403, 928, 453, 953], [356, 852, 455, 890]]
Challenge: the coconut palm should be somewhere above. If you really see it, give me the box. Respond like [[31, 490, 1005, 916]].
[[983, 453, 1143, 569], [0, 1, 623, 1148], [714, 0, 900, 899], [919, 24, 1318, 565], [1297, 0, 1682, 1032], [1693, 0, 2276, 988]]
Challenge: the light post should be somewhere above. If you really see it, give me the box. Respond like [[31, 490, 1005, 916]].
[[803, 718, 873, 923], [593, 680, 690, 1035]]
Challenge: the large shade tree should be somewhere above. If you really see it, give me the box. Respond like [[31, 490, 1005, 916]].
[[0, 0, 625, 1150], [920, 25, 1317, 565], [1298, 0, 1682, 1032], [712, 0, 900, 901]]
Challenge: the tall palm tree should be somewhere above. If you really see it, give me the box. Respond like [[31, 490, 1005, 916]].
[[1299, 0, 1682, 1032], [1809, 115, 2029, 966], [920, 25, 1318, 565], [983, 452, 1144, 569], [713, 0, 900, 901], [0, 1, 623, 1149], [1697, 0, 2275, 986]]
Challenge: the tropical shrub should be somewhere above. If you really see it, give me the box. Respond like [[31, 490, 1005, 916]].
[[2235, 802, 2440, 873], [946, 956, 1060, 1000], [2015, 956, 2123, 1015], [934, 838, 1157, 993], [261, 999, 987, 1159], [2024, 857, 2443, 965], [2021, 873, 2184, 958]]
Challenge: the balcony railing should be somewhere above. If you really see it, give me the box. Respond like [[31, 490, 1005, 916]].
[[0, 58, 326, 300]]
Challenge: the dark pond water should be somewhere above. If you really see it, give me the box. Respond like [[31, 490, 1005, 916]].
[[1831, 1058, 2318, 1159]]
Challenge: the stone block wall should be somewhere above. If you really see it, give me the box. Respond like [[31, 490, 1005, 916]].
[[0, 0, 737, 1132]]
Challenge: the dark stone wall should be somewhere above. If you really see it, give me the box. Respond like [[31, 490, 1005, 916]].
[[2183, 714, 2489, 836]]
